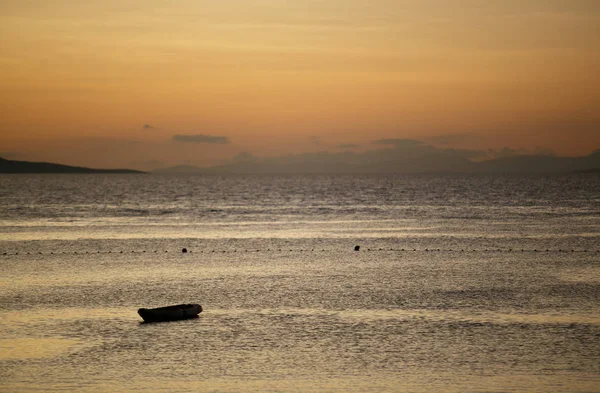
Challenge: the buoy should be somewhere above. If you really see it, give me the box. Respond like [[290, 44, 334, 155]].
[[182, 248, 187, 253]]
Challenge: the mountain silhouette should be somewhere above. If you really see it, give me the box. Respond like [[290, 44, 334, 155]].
[[0, 157, 144, 174], [155, 148, 600, 174]]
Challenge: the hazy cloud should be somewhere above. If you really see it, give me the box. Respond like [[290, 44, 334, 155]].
[[142, 124, 155, 129], [338, 144, 359, 149], [173, 134, 230, 144]]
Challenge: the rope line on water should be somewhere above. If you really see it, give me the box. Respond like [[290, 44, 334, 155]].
[[1, 248, 599, 256]]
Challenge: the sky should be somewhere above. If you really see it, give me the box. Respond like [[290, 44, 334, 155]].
[[1, 0, 599, 170]]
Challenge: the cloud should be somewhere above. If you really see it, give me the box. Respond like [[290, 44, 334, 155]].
[[172, 134, 230, 144], [142, 124, 155, 129], [338, 144, 359, 149]]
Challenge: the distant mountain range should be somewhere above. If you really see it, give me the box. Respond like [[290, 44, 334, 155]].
[[0, 157, 144, 174], [155, 148, 600, 174], [3, 149, 599, 175]]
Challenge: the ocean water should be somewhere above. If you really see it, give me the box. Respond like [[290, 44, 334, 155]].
[[1, 174, 599, 393]]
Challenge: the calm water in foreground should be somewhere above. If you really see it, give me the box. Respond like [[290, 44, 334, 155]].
[[1, 174, 599, 393]]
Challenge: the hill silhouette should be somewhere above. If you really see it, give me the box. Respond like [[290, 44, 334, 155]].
[[0, 157, 144, 174]]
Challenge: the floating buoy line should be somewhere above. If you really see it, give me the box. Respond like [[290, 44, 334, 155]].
[[1, 248, 599, 256]]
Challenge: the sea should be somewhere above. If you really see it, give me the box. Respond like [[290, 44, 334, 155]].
[[1, 173, 599, 393]]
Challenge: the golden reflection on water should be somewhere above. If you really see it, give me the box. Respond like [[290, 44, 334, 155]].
[[206, 308, 600, 326], [335, 309, 600, 326], [0, 338, 82, 360], [559, 267, 600, 283], [2, 374, 599, 393]]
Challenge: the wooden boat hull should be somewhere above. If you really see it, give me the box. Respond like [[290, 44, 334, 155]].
[[138, 303, 202, 323]]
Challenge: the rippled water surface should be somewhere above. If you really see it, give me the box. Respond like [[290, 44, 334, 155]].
[[1, 174, 599, 392]]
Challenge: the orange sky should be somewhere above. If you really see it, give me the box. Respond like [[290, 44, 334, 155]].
[[1, 0, 599, 169]]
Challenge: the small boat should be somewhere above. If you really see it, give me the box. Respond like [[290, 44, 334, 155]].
[[138, 303, 202, 323]]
